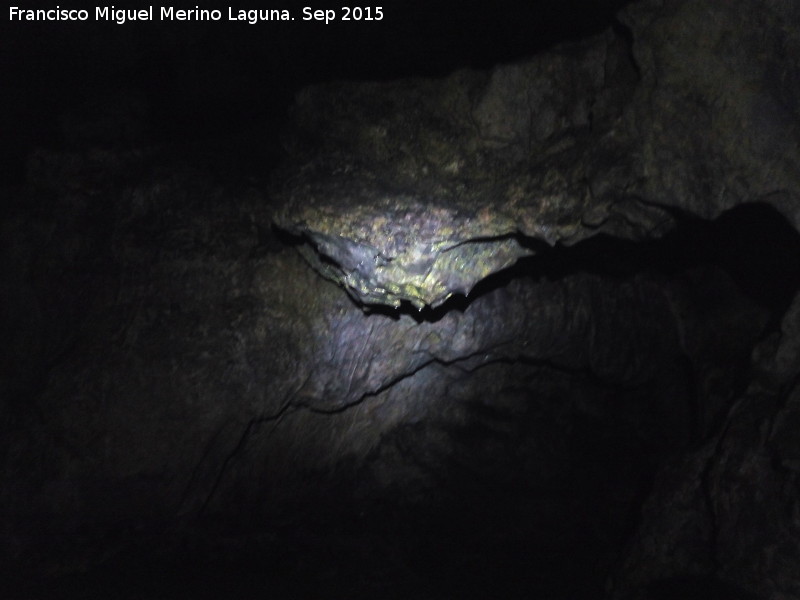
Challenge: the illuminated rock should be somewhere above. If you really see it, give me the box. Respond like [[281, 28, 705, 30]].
[[271, 34, 664, 308], [273, 0, 800, 311]]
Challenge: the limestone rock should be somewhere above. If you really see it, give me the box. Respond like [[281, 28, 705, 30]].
[[272, 32, 664, 308], [3, 0, 800, 597], [273, 0, 800, 310]]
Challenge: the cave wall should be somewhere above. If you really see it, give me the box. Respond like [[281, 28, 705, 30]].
[[1, 161, 700, 580], [2, 0, 800, 598]]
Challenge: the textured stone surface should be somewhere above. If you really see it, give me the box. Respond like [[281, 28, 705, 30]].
[[622, 0, 800, 225], [611, 293, 800, 600], [268, 0, 800, 594], [2, 146, 756, 595], [2, 0, 800, 598], [271, 32, 661, 308], [273, 0, 800, 311]]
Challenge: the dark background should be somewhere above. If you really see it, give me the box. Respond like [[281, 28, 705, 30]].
[[2, 1, 630, 184]]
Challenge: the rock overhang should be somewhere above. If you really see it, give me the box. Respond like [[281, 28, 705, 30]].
[[269, 130, 621, 310], [270, 0, 800, 311], [268, 31, 676, 309], [271, 142, 660, 309], [275, 183, 536, 308]]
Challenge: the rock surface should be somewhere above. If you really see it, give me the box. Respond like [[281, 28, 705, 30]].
[[273, 0, 800, 310], [2, 0, 800, 598], [272, 32, 655, 308], [611, 293, 800, 600]]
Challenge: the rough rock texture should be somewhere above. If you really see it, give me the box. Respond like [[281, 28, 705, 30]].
[[611, 293, 800, 600], [264, 4, 800, 591], [2, 0, 800, 599], [622, 0, 800, 225], [272, 32, 659, 308], [273, 0, 800, 310]]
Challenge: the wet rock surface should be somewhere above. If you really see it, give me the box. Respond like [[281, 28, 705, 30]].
[[2, 0, 800, 599]]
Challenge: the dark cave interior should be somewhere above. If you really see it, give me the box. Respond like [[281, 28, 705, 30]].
[[2, 2, 800, 599], [2, 0, 631, 184], [6, 200, 795, 599]]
